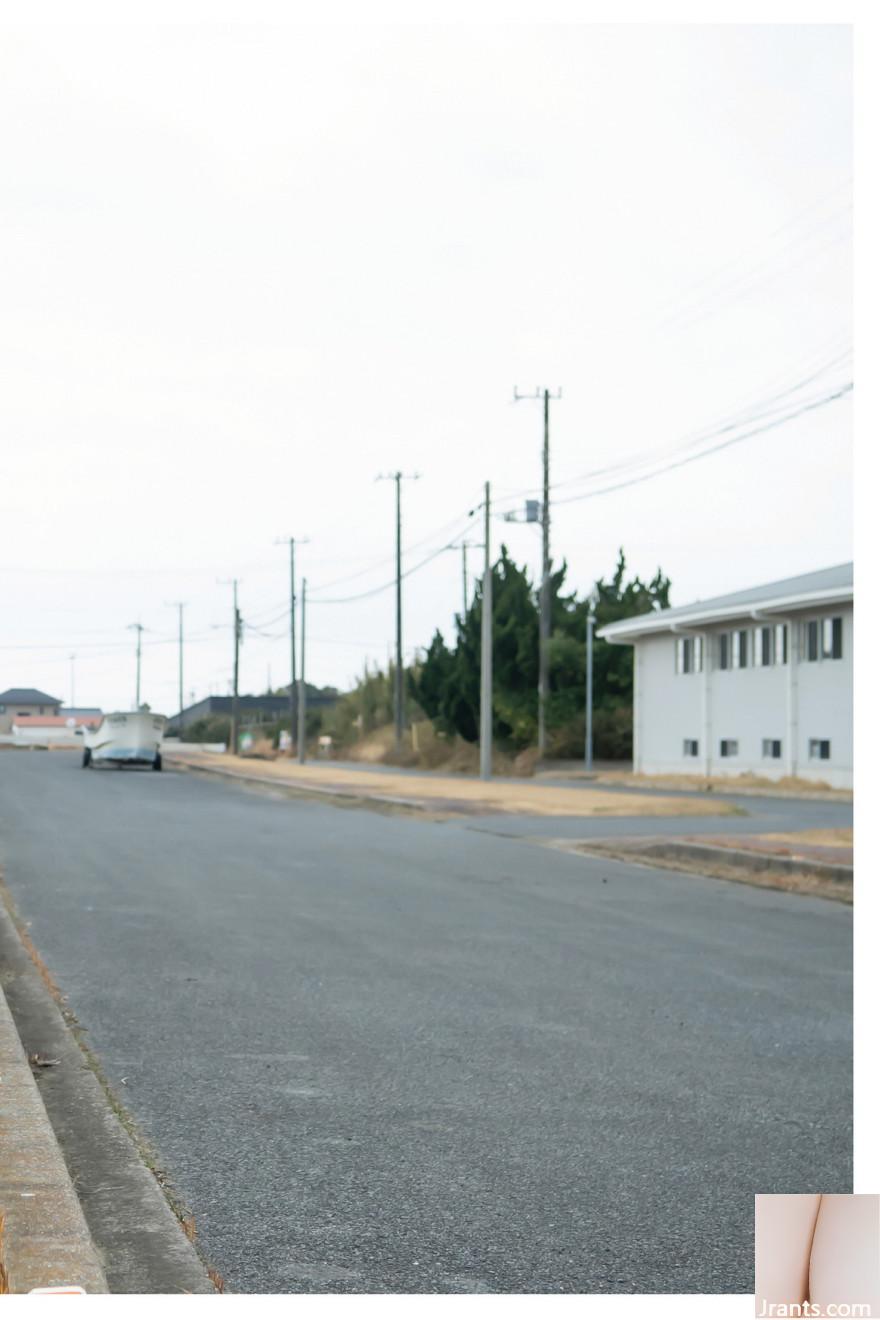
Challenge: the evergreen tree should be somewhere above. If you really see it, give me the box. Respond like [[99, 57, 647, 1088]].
[[404, 546, 670, 757]]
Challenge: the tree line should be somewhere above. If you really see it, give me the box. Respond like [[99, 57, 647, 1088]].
[[410, 547, 669, 759], [182, 548, 670, 761], [328, 548, 669, 760]]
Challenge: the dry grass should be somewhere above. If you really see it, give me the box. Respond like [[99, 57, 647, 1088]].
[[207, 1267, 226, 1293], [344, 722, 531, 776], [592, 769, 850, 799], [565, 840, 852, 904], [759, 828, 853, 848], [173, 749, 739, 819]]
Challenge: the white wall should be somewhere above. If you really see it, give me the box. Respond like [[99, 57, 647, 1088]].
[[633, 604, 852, 787], [635, 634, 702, 774]]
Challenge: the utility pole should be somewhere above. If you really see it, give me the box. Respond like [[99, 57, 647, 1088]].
[[69, 653, 76, 709], [479, 482, 493, 781], [514, 386, 562, 760], [447, 540, 478, 618], [377, 471, 420, 752], [233, 583, 241, 756], [585, 590, 599, 770], [297, 577, 307, 765], [127, 623, 144, 708], [219, 580, 241, 755], [275, 537, 309, 755], [166, 602, 186, 734]]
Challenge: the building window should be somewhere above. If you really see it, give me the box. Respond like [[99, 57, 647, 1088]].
[[683, 739, 699, 757], [806, 620, 819, 661], [719, 739, 739, 757], [805, 616, 843, 663], [774, 623, 788, 665], [762, 739, 782, 759], [822, 616, 843, 660], [675, 636, 703, 674], [755, 625, 789, 666], [720, 630, 750, 670], [809, 739, 831, 760]]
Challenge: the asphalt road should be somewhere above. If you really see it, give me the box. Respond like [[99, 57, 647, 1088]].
[[0, 752, 852, 1294]]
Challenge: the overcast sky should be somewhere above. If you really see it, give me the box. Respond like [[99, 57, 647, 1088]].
[[0, 21, 852, 713]]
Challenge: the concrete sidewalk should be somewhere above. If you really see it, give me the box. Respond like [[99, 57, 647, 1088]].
[[0, 983, 106, 1294]]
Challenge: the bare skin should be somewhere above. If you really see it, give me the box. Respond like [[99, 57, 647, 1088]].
[[755, 1194, 821, 1310], [755, 1194, 880, 1315]]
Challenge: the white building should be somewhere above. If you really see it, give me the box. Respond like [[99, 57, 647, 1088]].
[[598, 563, 853, 788]]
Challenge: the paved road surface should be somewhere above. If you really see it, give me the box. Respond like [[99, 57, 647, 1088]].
[[0, 753, 851, 1294]]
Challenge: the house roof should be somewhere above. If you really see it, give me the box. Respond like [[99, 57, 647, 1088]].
[[12, 714, 102, 728], [0, 688, 62, 705], [599, 562, 853, 644]]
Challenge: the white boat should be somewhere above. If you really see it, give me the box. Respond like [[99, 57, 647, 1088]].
[[83, 709, 167, 770]]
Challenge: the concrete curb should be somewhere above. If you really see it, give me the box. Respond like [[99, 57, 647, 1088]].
[[0, 982, 107, 1294], [167, 754, 438, 814], [0, 894, 217, 1294], [635, 840, 853, 885]]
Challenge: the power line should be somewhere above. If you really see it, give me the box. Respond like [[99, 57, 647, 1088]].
[[550, 383, 852, 509], [491, 353, 851, 518], [661, 224, 851, 336], [308, 499, 483, 595], [545, 351, 852, 499], [651, 179, 852, 327], [308, 518, 480, 606]]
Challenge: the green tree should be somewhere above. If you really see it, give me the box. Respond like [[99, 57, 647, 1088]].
[[412, 545, 669, 758]]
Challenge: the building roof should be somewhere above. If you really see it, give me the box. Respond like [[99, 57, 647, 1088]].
[[0, 688, 62, 705], [599, 562, 853, 644], [12, 714, 102, 728], [168, 691, 339, 726]]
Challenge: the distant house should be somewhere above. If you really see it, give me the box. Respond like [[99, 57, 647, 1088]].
[[0, 688, 62, 735], [10, 712, 103, 747], [598, 562, 853, 788], [167, 688, 339, 735]]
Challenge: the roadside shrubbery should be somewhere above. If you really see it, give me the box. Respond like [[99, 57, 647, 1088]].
[[408, 547, 667, 761]]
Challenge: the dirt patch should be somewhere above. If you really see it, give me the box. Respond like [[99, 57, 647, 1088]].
[[759, 828, 853, 848], [169, 751, 740, 819]]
